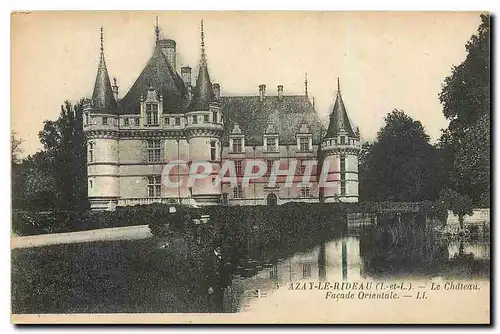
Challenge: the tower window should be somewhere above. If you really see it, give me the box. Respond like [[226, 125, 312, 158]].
[[340, 155, 346, 196], [266, 137, 277, 151], [299, 137, 310, 152], [124, 118, 129, 126], [146, 103, 159, 125], [147, 175, 162, 197], [147, 140, 162, 163], [88, 142, 94, 162], [232, 138, 242, 153], [102, 117, 108, 125], [233, 185, 243, 199], [212, 111, 218, 123], [204, 114, 210, 123], [340, 136, 345, 145], [175, 117, 181, 126], [210, 141, 217, 161], [89, 179, 93, 189], [193, 115, 198, 124], [340, 155, 346, 173], [235, 160, 243, 176]]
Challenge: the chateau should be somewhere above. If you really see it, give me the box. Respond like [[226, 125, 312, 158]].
[[83, 20, 361, 210]]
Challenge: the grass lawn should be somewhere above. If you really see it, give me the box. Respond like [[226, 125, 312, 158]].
[[12, 238, 209, 314]]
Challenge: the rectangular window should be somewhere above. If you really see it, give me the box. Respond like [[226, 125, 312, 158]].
[[302, 263, 312, 279], [340, 155, 346, 173], [300, 187, 311, 198], [134, 118, 140, 126], [147, 140, 162, 163], [299, 137, 309, 151], [297, 160, 306, 175], [266, 137, 277, 151], [89, 179, 93, 189], [148, 175, 162, 197], [266, 160, 274, 174], [146, 103, 159, 125], [210, 141, 217, 161], [340, 136, 345, 145], [212, 111, 218, 123], [235, 160, 243, 175], [232, 138, 242, 153], [85, 113, 89, 125], [175, 117, 181, 126], [193, 115, 198, 124], [233, 185, 243, 199], [164, 117, 170, 126], [102, 117, 108, 125], [88, 142, 94, 162], [341, 181, 346, 196], [204, 114, 210, 123], [124, 118, 129, 126]]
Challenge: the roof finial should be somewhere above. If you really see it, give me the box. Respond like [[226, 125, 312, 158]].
[[305, 73, 308, 97], [337, 77, 341, 94], [100, 26, 104, 53], [200, 19, 206, 65], [155, 16, 160, 42]]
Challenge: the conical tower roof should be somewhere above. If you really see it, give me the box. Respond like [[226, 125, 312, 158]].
[[120, 36, 188, 114], [191, 20, 214, 110], [325, 78, 357, 138], [92, 27, 118, 114]]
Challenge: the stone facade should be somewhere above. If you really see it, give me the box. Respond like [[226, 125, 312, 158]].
[[83, 21, 361, 210]]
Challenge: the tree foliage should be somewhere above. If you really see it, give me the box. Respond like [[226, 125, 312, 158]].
[[359, 110, 441, 202], [438, 14, 490, 207], [12, 100, 88, 211]]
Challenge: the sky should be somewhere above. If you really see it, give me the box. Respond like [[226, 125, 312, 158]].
[[11, 11, 483, 157]]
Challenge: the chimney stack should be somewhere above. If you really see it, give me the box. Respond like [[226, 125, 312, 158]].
[[158, 39, 177, 71], [277, 85, 283, 100], [213, 83, 220, 100], [181, 66, 192, 86], [112, 77, 119, 101], [259, 84, 266, 101]]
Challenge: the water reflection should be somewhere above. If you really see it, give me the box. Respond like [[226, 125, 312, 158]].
[[230, 227, 490, 313]]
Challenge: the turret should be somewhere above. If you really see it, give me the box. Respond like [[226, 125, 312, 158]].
[[85, 27, 120, 211], [185, 20, 223, 205], [319, 78, 360, 203]]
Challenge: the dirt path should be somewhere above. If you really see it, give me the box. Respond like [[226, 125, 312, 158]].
[[11, 225, 152, 249]]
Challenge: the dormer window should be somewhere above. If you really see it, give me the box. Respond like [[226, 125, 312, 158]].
[[204, 114, 210, 123], [146, 103, 159, 126], [232, 138, 242, 153], [175, 117, 181, 126], [102, 117, 108, 125], [85, 113, 89, 125], [193, 115, 198, 124], [266, 136, 278, 152], [123, 118, 129, 126], [340, 136, 346, 145]]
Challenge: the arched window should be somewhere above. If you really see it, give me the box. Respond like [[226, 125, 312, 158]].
[[267, 193, 277, 206]]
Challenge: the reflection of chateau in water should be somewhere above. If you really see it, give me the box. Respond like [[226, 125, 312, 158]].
[[234, 232, 490, 312]]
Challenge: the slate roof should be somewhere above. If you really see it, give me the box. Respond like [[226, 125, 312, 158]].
[[119, 44, 189, 114], [325, 88, 357, 138], [92, 48, 119, 115], [220, 95, 325, 146]]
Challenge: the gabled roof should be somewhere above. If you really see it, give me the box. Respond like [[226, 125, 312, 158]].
[[91, 28, 119, 115], [325, 80, 357, 138], [221, 95, 325, 146], [119, 44, 189, 114]]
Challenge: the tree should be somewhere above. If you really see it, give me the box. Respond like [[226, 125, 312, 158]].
[[359, 110, 441, 202], [438, 14, 490, 207], [11, 132, 23, 165], [438, 188, 473, 229], [38, 100, 88, 210]]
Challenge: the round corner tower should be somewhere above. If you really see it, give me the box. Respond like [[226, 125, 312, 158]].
[[83, 27, 120, 211], [320, 79, 361, 203]]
